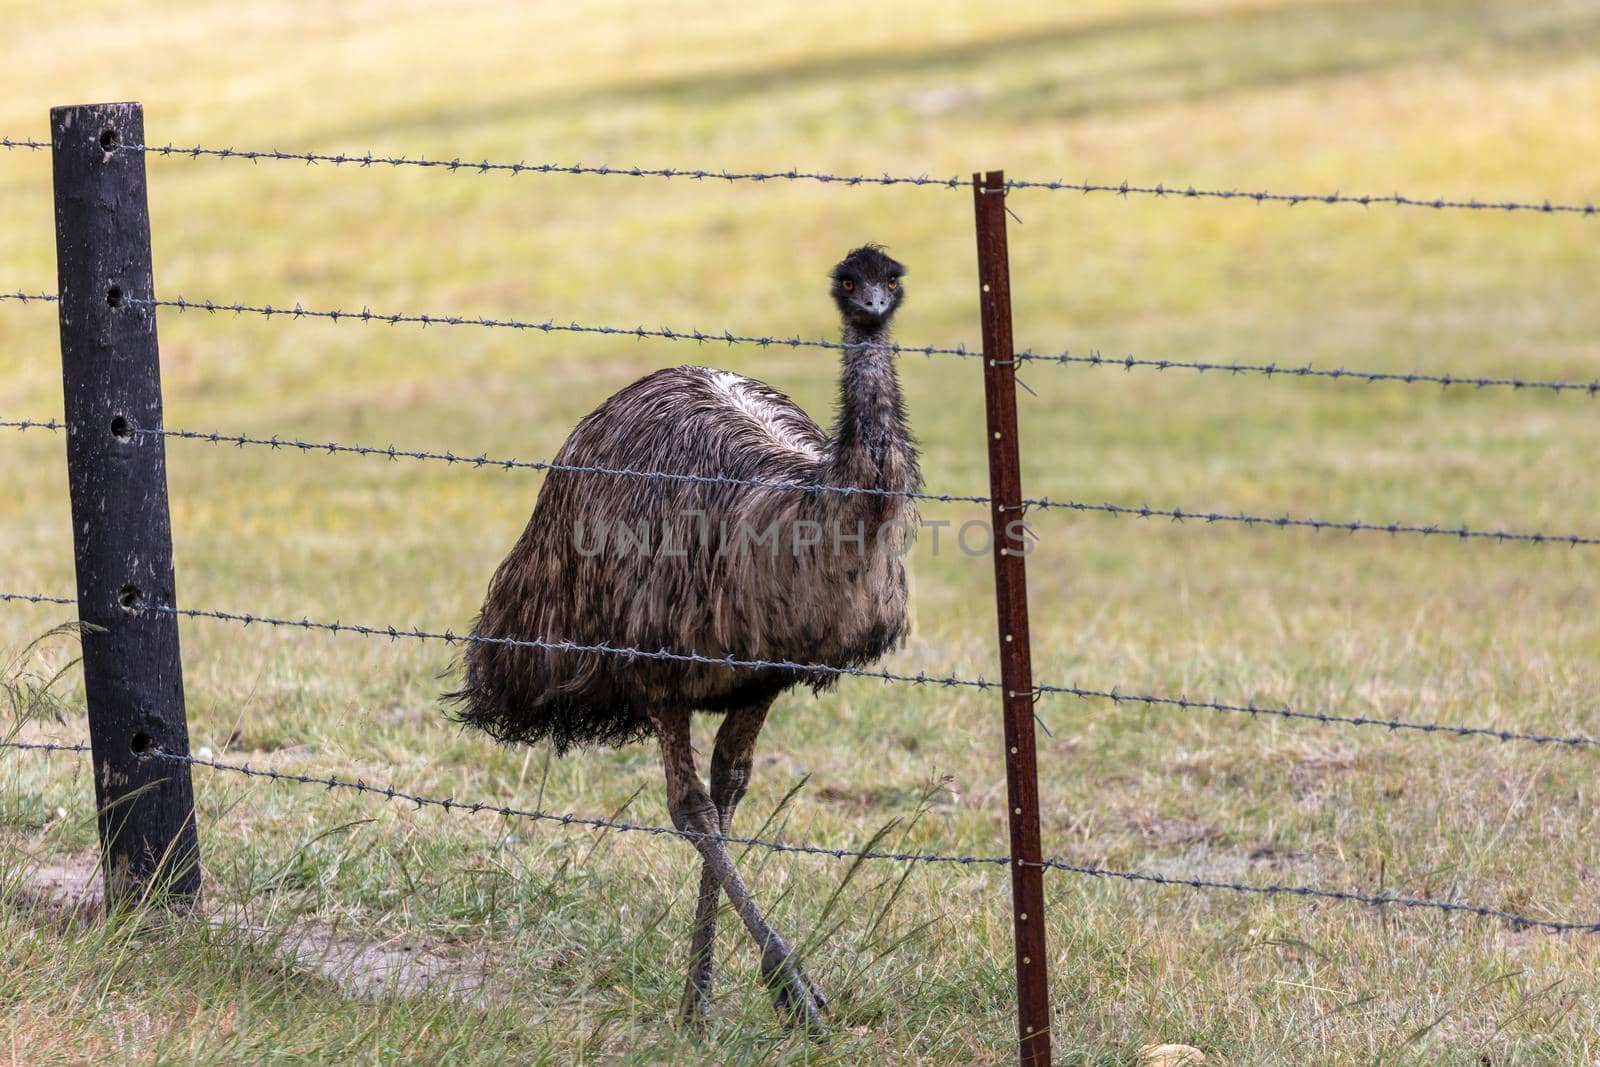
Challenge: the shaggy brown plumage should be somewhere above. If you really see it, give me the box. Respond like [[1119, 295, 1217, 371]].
[[449, 246, 918, 752], [447, 245, 918, 1031]]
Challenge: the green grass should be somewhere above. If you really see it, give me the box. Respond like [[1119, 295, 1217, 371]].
[[4, 0, 1600, 1061]]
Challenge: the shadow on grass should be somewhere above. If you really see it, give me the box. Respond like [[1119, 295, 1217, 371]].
[[310, 0, 1600, 146]]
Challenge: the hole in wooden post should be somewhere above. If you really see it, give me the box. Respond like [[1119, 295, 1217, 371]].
[[110, 415, 131, 439], [106, 286, 124, 308], [117, 584, 143, 613], [130, 732, 154, 756], [99, 128, 120, 152]]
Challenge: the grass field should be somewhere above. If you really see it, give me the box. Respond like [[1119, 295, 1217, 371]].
[[4, 0, 1600, 1061]]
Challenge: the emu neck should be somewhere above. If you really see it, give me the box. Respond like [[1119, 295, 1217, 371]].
[[828, 325, 914, 493]]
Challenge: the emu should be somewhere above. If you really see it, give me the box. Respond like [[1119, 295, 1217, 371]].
[[449, 245, 918, 1031]]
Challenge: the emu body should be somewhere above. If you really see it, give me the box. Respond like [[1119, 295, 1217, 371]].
[[449, 245, 917, 1030]]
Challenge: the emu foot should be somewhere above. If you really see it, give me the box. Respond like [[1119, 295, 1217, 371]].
[[761, 949, 829, 1035], [676, 975, 712, 1034], [678, 887, 718, 1034]]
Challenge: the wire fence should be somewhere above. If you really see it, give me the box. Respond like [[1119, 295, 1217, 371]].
[[5, 736, 1596, 933], [6, 133, 1597, 217], [5, 116, 1600, 1061]]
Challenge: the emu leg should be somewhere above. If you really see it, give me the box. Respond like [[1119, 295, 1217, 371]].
[[654, 709, 828, 1034], [679, 699, 774, 1028], [679, 859, 721, 1029]]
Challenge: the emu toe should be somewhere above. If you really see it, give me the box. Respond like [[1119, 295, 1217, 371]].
[[677, 975, 713, 1033], [763, 952, 829, 1034]]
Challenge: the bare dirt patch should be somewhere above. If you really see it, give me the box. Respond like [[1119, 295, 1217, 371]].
[[1120, 809, 1223, 848], [11, 852, 104, 927], [10, 853, 495, 1005], [259, 919, 490, 1003]]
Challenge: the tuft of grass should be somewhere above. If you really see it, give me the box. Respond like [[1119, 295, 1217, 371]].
[[1, 623, 86, 731]]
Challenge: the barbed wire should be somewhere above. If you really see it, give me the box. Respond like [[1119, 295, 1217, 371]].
[[171, 748, 1002, 863], [130, 142, 977, 188], [140, 601, 1001, 690], [142, 604, 1600, 751], [0, 591, 76, 606], [6, 289, 1597, 398], [128, 421, 1600, 548], [1027, 499, 1600, 547], [140, 424, 1600, 547], [131, 294, 1600, 398], [138, 424, 990, 506], [5, 737, 1595, 932], [7, 134, 1594, 218], [125, 293, 982, 361], [1024, 348, 1600, 396], [1003, 179, 1600, 218], [1032, 857, 1600, 933], [0, 418, 63, 434], [0, 738, 1009, 865], [3, 410, 1596, 548], [1036, 682, 1600, 749], [6, 589, 1595, 751]]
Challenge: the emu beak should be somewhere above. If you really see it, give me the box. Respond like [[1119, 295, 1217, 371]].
[[861, 285, 892, 316]]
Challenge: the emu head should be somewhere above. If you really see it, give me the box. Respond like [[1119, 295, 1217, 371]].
[[830, 245, 905, 332]]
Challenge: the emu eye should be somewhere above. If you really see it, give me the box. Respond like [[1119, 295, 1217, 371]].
[[841, 279, 855, 292], [887, 278, 898, 290]]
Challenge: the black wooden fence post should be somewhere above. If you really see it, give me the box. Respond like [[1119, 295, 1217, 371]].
[[974, 169, 1052, 1066], [51, 101, 200, 909]]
